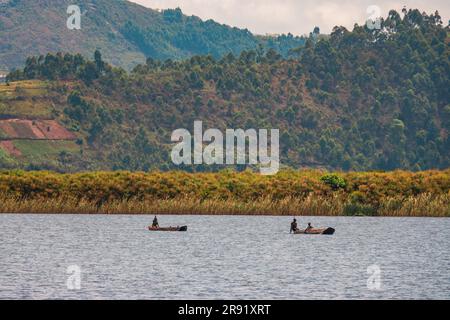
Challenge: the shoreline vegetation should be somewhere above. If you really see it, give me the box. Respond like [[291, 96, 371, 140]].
[[0, 170, 449, 217]]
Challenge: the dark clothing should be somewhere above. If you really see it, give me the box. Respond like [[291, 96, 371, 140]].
[[290, 221, 298, 233], [152, 218, 159, 228]]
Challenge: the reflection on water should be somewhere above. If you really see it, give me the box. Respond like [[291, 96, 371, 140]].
[[0, 214, 449, 299]]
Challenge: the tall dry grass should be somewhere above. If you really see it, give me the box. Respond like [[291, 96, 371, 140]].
[[0, 169, 448, 216], [0, 193, 448, 216], [377, 193, 450, 217]]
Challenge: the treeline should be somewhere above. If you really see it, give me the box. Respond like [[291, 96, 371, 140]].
[[6, 50, 111, 84], [5, 8, 450, 172], [0, 169, 448, 216]]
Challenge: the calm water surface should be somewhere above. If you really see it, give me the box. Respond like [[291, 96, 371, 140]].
[[0, 214, 449, 299]]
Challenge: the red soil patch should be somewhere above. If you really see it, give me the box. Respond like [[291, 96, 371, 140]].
[[9, 121, 42, 139], [35, 120, 77, 140], [0, 141, 22, 156], [0, 119, 76, 140]]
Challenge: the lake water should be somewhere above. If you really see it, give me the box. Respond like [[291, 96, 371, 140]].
[[0, 214, 449, 300]]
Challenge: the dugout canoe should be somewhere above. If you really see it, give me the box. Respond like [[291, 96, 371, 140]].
[[294, 227, 335, 235], [148, 226, 188, 232]]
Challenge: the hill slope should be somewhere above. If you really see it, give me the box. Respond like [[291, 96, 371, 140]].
[[0, 0, 305, 71], [1, 9, 449, 172]]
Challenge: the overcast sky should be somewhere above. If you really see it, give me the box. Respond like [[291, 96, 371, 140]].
[[130, 0, 449, 35]]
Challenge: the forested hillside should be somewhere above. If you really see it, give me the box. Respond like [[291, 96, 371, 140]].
[[0, 0, 305, 71], [2, 9, 449, 172]]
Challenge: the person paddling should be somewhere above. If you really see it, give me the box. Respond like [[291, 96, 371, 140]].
[[152, 216, 159, 228], [290, 218, 298, 233]]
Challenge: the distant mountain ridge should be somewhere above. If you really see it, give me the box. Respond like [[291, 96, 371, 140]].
[[0, 0, 305, 71]]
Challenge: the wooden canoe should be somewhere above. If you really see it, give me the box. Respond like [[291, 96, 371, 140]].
[[148, 226, 188, 232], [294, 227, 335, 235]]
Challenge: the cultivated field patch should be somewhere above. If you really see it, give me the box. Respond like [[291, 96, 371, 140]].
[[0, 119, 76, 140], [0, 140, 22, 156]]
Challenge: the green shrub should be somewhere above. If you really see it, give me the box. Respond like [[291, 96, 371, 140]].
[[320, 174, 346, 190]]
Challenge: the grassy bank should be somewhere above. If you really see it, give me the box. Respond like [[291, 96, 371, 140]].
[[0, 170, 449, 216]]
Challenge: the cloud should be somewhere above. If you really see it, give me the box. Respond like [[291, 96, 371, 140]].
[[130, 0, 449, 35]]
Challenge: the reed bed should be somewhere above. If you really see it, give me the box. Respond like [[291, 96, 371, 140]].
[[0, 193, 448, 216], [377, 193, 450, 217], [0, 169, 448, 216]]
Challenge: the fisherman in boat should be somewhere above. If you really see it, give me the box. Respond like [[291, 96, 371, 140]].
[[305, 223, 313, 232], [152, 216, 159, 228], [290, 218, 298, 233]]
